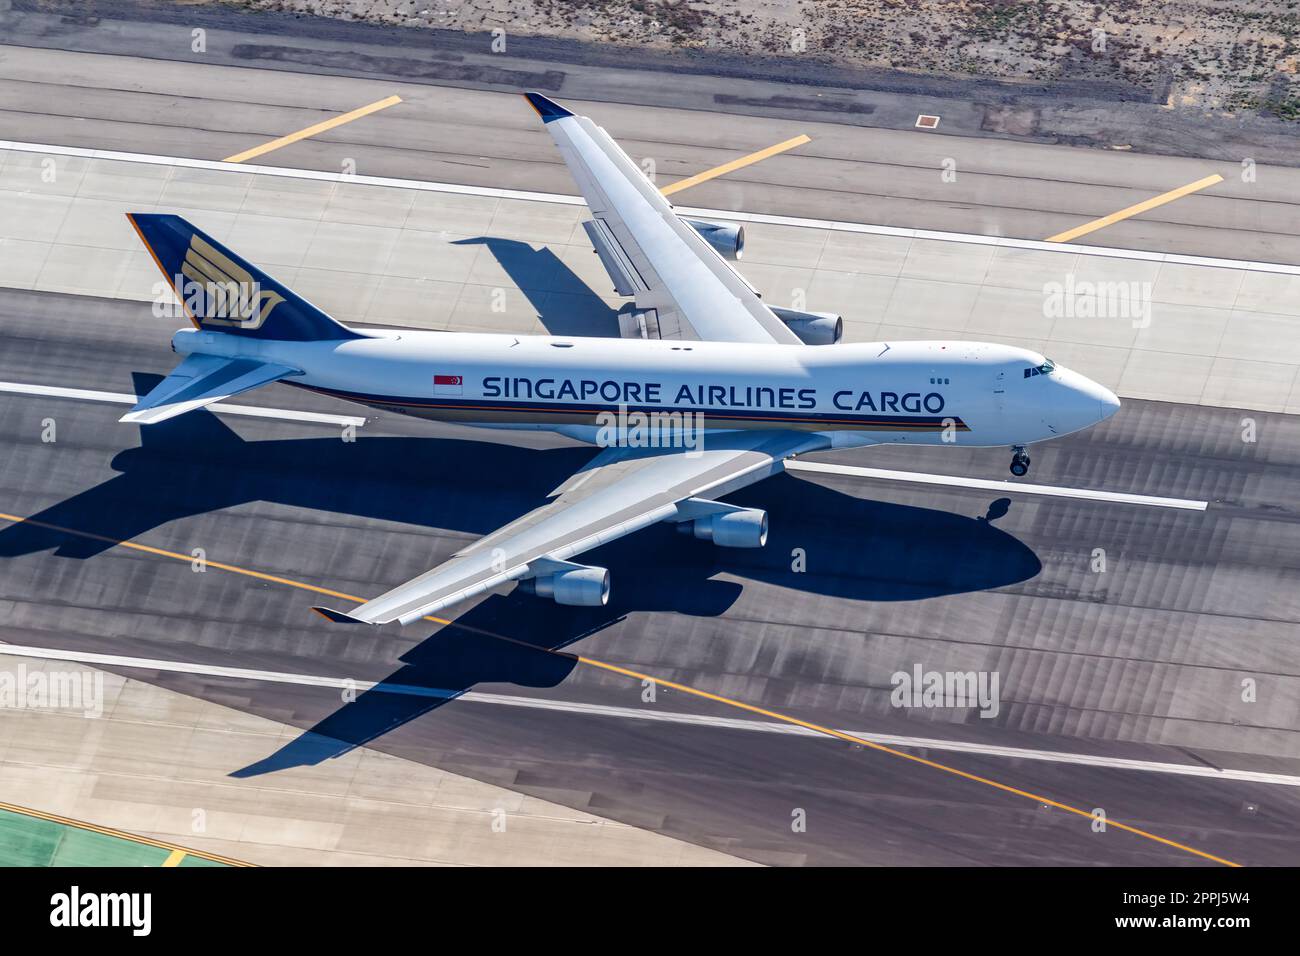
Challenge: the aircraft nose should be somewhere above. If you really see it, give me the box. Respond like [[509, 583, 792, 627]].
[[1052, 366, 1120, 431], [1072, 375, 1119, 424]]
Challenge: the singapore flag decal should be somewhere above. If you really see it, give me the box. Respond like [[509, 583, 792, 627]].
[[433, 373, 463, 396]]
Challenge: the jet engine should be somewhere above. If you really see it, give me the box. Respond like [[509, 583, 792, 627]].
[[683, 218, 745, 260], [519, 564, 611, 606], [679, 508, 769, 548], [770, 306, 843, 346]]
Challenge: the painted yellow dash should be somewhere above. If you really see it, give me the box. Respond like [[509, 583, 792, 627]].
[[1045, 173, 1224, 243], [0, 799, 251, 866], [162, 849, 187, 867], [0, 509, 1239, 867], [223, 95, 403, 164], [660, 134, 811, 197]]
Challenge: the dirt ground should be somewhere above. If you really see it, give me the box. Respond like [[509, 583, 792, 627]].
[[220, 0, 1300, 116]]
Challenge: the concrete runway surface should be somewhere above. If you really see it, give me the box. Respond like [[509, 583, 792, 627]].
[[4, 146, 1300, 414], [2, 38, 1300, 264], [0, 3, 1297, 866], [1, 290, 1297, 865]]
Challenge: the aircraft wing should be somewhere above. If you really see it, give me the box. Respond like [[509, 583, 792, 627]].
[[524, 92, 802, 345], [312, 430, 828, 626]]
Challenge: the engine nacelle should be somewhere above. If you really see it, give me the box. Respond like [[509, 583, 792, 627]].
[[770, 306, 843, 346], [520, 565, 610, 606], [680, 508, 768, 548], [683, 218, 745, 260]]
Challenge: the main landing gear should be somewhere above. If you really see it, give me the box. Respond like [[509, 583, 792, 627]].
[[1009, 445, 1031, 477]]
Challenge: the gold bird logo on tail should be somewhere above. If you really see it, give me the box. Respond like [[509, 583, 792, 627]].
[[179, 234, 285, 329]]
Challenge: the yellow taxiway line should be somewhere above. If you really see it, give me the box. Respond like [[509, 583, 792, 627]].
[[574, 657, 1239, 867], [660, 134, 811, 197], [1045, 173, 1225, 243], [223, 95, 403, 164], [0, 799, 251, 866], [0, 509, 1239, 867]]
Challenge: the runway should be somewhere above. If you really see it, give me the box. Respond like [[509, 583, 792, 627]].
[[1, 3, 1298, 866], [4, 26, 1300, 264], [6, 142, 1300, 414], [1, 288, 1297, 865]]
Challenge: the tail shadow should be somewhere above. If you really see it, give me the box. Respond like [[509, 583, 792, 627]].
[[0, 386, 593, 561]]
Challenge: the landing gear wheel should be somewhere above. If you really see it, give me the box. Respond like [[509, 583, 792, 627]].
[[1009, 447, 1031, 477]]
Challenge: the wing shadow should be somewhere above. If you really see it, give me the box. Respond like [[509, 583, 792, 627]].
[[0, 388, 1040, 777], [454, 236, 621, 337], [229, 476, 1040, 777]]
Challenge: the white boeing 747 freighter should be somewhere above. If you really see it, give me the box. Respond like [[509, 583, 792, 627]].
[[124, 92, 1119, 625]]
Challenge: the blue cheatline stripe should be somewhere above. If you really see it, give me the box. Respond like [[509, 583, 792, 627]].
[[290, 383, 971, 430]]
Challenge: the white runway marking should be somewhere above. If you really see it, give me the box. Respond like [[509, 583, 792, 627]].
[[0, 381, 367, 428], [1, 642, 1288, 787], [3, 378, 1200, 509], [4, 139, 1299, 276], [787, 460, 1209, 510]]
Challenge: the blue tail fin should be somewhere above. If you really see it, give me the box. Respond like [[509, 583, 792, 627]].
[[127, 213, 362, 342]]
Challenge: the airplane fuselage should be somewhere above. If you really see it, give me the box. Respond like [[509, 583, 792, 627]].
[[171, 327, 1118, 449]]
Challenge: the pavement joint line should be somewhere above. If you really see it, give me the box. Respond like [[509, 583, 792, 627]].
[[3, 139, 1298, 276], [0, 800, 251, 866], [660, 134, 811, 197], [0, 509, 1240, 867], [222, 95, 403, 164], [0, 381, 367, 428], [1046, 174, 1226, 244], [1, 642, 1295, 788]]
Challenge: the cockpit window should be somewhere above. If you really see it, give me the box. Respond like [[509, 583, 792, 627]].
[[1023, 358, 1056, 378]]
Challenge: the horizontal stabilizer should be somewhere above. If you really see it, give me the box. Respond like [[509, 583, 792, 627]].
[[310, 606, 374, 625], [121, 353, 297, 424]]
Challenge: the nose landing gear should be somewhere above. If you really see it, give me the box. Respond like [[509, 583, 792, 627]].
[[1009, 446, 1030, 477]]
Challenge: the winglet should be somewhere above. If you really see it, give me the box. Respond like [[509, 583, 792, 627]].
[[523, 92, 572, 123], [311, 606, 373, 625]]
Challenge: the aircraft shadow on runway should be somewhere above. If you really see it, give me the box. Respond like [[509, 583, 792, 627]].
[[230, 481, 1038, 778], [453, 236, 622, 337], [0, 378, 1040, 777]]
